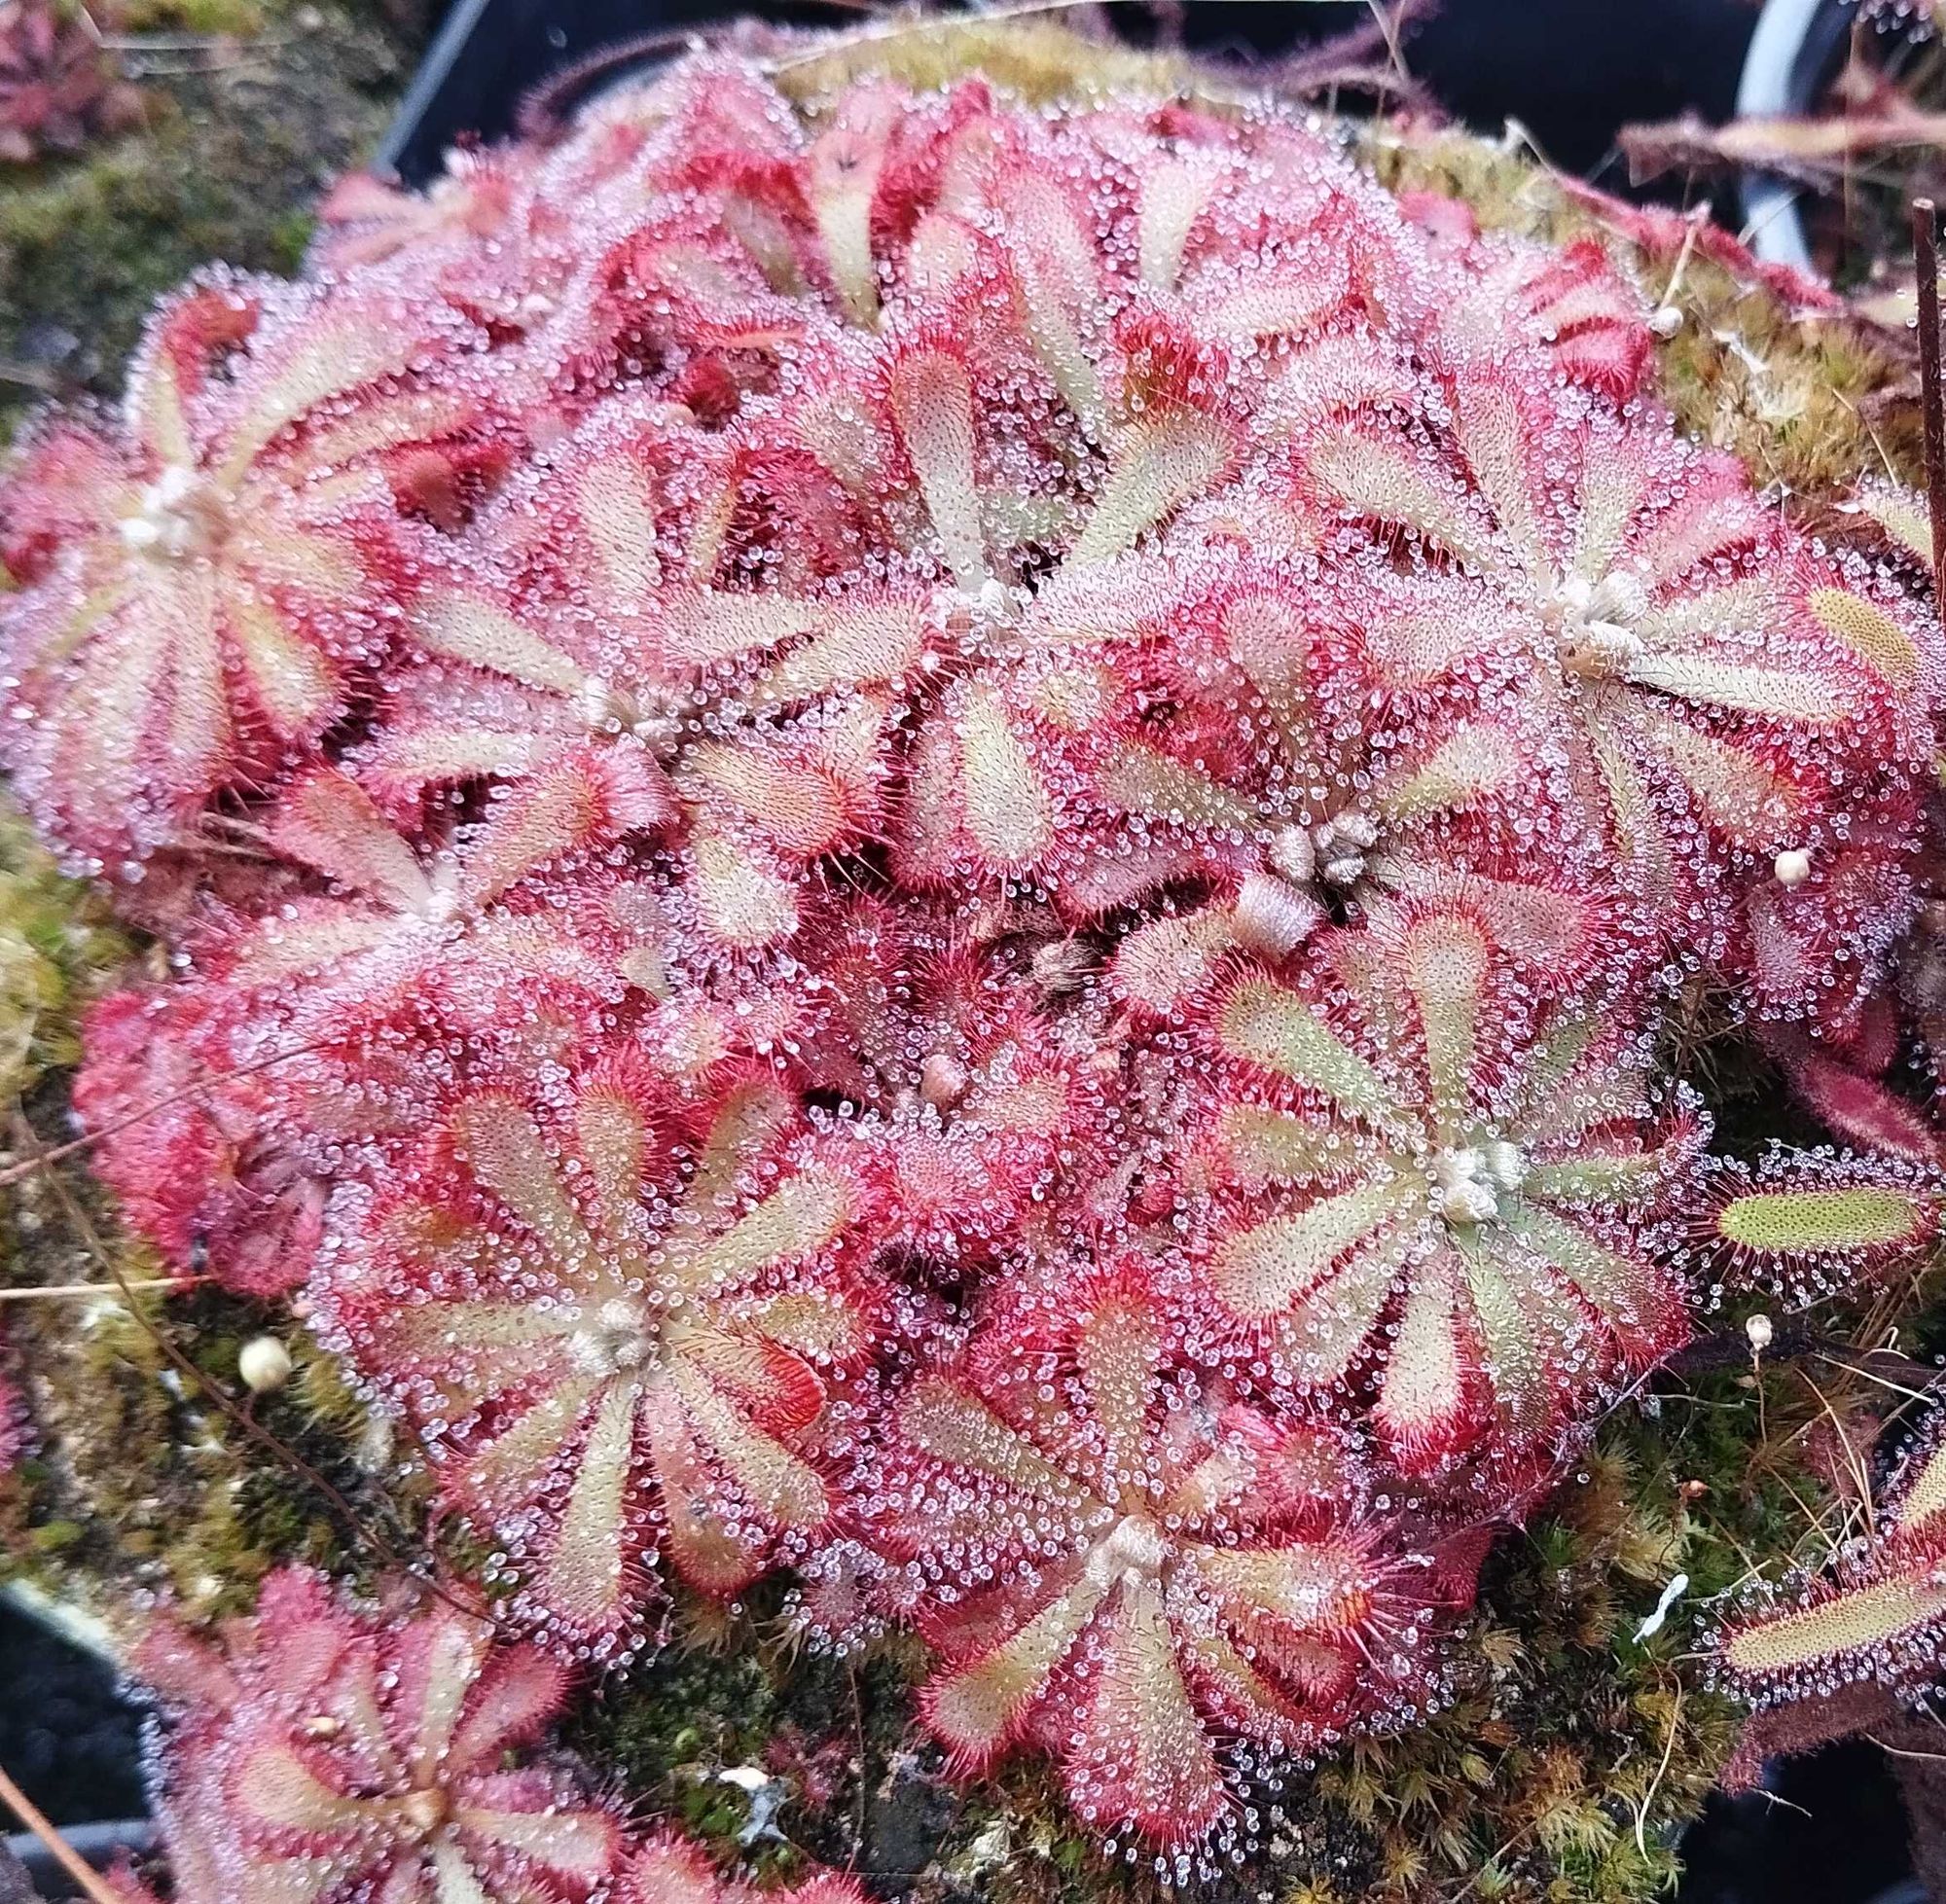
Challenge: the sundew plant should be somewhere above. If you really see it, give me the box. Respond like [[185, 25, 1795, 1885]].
[[5, 22, 1946, 1901]]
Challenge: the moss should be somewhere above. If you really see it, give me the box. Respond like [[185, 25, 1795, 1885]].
[[118, 0, 268, 35], [770, 17, 1191, 118], [0, 806, 125, 1098]]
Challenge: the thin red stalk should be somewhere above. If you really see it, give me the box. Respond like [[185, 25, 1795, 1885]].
[[1911, 198, 1946, 587]]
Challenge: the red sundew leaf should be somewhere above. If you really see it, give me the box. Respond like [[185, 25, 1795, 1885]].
[[128, 1567, 628, 1904], [1714, 1523, 1946, 1711], [1757, 1024, 1942, 1167], [315, 152, 529, 274], [74, 983, 326, 1297], [617, 1832, 871, 1904], [1396, 188, 1481, 249], [1556, 176, 1843, 311], [511, 194, 816, 422], [1713, 1402, 1946, 1731], [1700, 1147, 1940, 1308], [313, 1061, 883, 1655], [1438, 234, 1656, 400], [1837, 478, 1935, 574], [0, 275, 495, 871], [1739, 807, 1926, 1038]]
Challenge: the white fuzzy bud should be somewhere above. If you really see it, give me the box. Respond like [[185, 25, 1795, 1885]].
[[238, 1336, 293, 1394], [1232, 873, 1324, 959], [1268, 824, 1315, 886], [920, 1051, 969, 1111]]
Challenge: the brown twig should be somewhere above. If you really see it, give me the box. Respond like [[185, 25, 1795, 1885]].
[[0, 1034, 333, 1190], [1664, 1317, 1827, 1375], [1911, 198, 1946, 584], [0, 1760, 121, 1904], [0, 1276, 193, 1302]]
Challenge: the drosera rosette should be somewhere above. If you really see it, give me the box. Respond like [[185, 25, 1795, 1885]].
[[71, 748, 674, 1297], [0, 0, 143, 167], [1410, 210, 1661, 403], [843, 1259, 1492, 1869], [73, 983, 328, 1301], [317, 59, 836, 429], [0, 274, 507, 875], [1740, 791, 1946, 1169], [1713, 1400, 1946, 1712], [354, 390, 920, 954], [1289, 361, 1942, 997], [310, 1055, 887, 1660], [119, 1565, 631, 1904], [1169, 881, 1699, 1491]]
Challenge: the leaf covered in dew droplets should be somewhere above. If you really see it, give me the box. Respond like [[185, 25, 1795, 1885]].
[[1700, 1146, 1939, 1309], [616, 1832, 870, 1904], [10, 32, 1946, 1876], [126, 1567, 631, 1904], [1713, 1407, 1946, 1712]]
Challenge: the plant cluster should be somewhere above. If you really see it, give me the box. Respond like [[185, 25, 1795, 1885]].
[[3, 41, 1946, 1888], [107, 1565, 867, 1904]]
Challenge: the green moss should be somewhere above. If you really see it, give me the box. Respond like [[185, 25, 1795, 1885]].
[[772, 17, 1190, 117], [0, 805, 125, 1098], [119, 0, 268, 35]]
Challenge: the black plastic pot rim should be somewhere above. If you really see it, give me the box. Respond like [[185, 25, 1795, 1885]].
[[6, 1821, 153, 1898]]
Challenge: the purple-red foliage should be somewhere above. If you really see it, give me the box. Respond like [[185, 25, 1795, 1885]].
[[4, 49, 1944, 1860], [126, 1567, 629, 1903]]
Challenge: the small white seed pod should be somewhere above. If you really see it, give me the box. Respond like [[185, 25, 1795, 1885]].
[[238, 1335, 294, 1395]]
